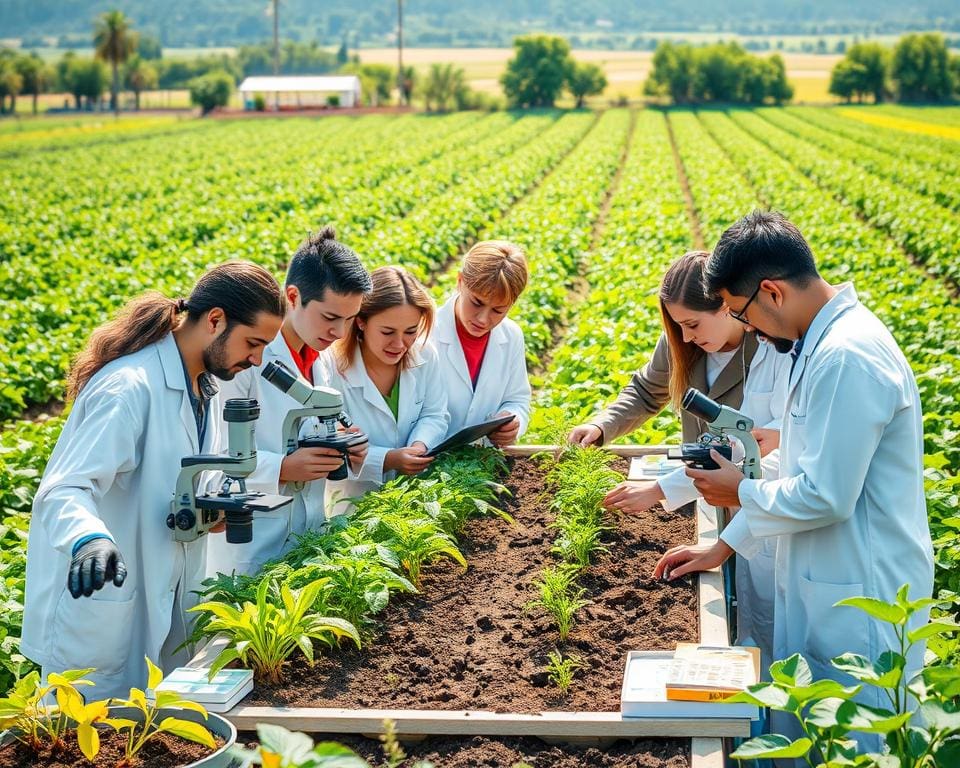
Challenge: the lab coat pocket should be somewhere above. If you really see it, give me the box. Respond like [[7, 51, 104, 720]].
[[51, 587, 138, 676], [797, 574, 866, 679]]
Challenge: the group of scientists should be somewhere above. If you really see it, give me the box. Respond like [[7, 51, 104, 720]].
[[23, 209, 933, 758]]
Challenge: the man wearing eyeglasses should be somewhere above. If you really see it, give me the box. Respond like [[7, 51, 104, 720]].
[[654, 210, 933, 757]]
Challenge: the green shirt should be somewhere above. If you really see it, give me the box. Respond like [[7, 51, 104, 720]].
[[382, 378, 400, 420]]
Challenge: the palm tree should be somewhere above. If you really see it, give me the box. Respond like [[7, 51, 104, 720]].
[[94, 10, 138, 115], [125, 56, 158, 111]]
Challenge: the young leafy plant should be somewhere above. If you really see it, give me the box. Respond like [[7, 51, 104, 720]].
[[550, 517, 610, 571], [372, 514, 467, 590], [546, 650, 584, 695], [528, 566, 590, 641], [727, 584, 960, 768], [190, 576, 361, 683], [0, 667, 107, 757], [108, 657, 217, 767]]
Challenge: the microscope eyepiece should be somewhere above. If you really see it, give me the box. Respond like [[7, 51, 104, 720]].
[[262, 360, 298, 392], [681, 388, 722, 423], [223, 398, 260, 422]]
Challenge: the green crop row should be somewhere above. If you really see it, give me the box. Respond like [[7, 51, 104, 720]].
[[429, 108, 633, 365], [732, 109, 960, 291], [528, 110, 690, 443]]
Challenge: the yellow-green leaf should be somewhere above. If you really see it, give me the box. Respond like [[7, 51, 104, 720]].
[[156, 716, 217, 749], [146, 656, 163, 691]]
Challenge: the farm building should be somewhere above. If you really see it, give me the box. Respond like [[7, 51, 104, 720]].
[[238, 75, 362, 109]]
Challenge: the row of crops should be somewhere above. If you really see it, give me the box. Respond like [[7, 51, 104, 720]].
[[1, 106, 959, 692]]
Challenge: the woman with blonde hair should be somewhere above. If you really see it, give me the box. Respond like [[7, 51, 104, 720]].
[[323, 266, 449, 510], [434, 240, 531, 446]]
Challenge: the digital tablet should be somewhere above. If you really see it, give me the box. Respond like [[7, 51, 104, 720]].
[[424, 415, 516, 457]]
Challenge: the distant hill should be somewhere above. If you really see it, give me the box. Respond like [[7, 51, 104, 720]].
[[3, 0, 959, 49]]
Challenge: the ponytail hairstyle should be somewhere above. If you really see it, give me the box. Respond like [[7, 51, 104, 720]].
[[67, 261, 284, 400], [333, 266, 435, 374], [658, 251, 724, 409]]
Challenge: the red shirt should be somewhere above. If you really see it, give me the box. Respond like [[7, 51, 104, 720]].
[[455, 316, 490, 388], [284, 336, 320, 383]]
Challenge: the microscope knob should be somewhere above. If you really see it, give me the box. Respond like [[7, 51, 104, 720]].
[[166, 508, 196, 531]]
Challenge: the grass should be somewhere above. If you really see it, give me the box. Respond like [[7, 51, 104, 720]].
[[837, 107, 960, 140]]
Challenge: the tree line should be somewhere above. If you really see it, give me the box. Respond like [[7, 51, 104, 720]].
[[829, 33, 960, 102]]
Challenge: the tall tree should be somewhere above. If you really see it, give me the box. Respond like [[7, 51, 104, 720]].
[[423, 62, 466, 112], [567, 61, 607, 108], [16, 52, 50, 114], [845, 42, 889, 102], [501, 35, 573, 108], [125, 55, 158, 111], [891, 33, 952, 102], [94, 10, 138, 115]]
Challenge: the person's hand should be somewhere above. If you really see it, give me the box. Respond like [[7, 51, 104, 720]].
[[751, 427, 780, 458], [344, 426, 369, 473], [386, 442, 434, 475], [68, 538, 127, 598], [685, 449, 745, 508], [488, 412, 520, 447], [603, 480, 664, 513], [568, 423, 602, 447], [279, 446, 345, 483], [653, 540, 734, 581]]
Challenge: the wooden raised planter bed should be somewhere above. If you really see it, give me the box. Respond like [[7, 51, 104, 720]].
[[189, 445, 739, 768]]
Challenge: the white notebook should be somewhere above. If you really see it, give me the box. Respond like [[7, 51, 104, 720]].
[[151, 667, 254, 713]]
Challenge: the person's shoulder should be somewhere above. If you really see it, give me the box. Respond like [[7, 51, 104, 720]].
[[820, 307, 909, 387], [77, 345, 158, 411], [499, 316, 525, 343]]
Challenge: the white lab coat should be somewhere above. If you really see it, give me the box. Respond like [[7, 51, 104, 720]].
[[205, 334, 331, 578], [433, 295, 531, 439], [321, 343, 449, 513], [722, 284, 934, 752], [22, 333, 222, 698], [658, 340, 790, 672]]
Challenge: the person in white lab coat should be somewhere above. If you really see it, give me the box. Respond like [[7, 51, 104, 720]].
[[206, 227, 372, 577], [655, 211, 934, 755], [434, 240, 531, 445], [571, 251, 790, 670], [22, 263, 285, 698], [322, 266, 449, 513]]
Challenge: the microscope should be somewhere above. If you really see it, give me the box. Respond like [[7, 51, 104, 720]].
[[167, 398, 293, 544], [668, 388, 762, 480], [261, 360, 367, 484]]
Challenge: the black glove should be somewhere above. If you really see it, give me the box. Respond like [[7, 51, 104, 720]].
[[68, 538, 127, 599]]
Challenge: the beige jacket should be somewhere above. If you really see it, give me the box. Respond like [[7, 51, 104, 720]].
[[590, 332, 759, 444]]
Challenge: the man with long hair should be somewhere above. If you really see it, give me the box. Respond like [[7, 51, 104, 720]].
[[22, 261, 285, 697]]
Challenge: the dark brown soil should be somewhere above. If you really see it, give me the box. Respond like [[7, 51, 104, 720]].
[[325, 733, 690, 768], [0, 730, 224, 768], [247, 456, 699, 712]]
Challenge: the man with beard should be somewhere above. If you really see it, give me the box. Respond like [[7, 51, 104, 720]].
[[21, 262, 284, 697], [654, 211, 933, 760]]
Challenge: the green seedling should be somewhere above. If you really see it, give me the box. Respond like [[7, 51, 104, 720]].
[[546, 650, 584, 695], [529, 566, 590, 641]]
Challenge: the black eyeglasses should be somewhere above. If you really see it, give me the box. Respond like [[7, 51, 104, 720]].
[[729, 282, 762, 324]]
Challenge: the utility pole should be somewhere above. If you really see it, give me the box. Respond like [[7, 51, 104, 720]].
[[397, 0, 404, 105], [272, 0, 280, 110]]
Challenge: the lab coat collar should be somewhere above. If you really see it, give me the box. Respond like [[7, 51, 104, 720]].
[[788, 282, 859, 390], [158, 333, 202, 452], [264, 331, 298, 370], [342, 345, 416, 420], [436, 294, 509, 389]]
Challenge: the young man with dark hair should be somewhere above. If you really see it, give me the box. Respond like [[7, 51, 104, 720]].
[[654, 210, 933, 755], [207, 226, 373, 577]]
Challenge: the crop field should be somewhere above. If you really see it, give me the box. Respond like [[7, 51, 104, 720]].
[[1, 104, 959, 699]]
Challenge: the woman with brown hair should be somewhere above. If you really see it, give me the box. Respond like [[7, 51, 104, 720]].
[[322, 266, 449, 512], [566, 250, 790, 671], [22, 261, 285, 698]]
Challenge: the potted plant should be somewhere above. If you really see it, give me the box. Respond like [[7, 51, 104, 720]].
[[0, 658, 240, 767]]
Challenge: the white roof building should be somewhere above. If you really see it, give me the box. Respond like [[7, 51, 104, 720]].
[[238, 75, 362, 109]]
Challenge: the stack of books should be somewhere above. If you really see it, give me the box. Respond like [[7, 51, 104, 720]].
[[150, 667, 254, 714]]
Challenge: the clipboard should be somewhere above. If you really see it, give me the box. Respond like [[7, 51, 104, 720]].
[[424, 415, 515, 457]]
